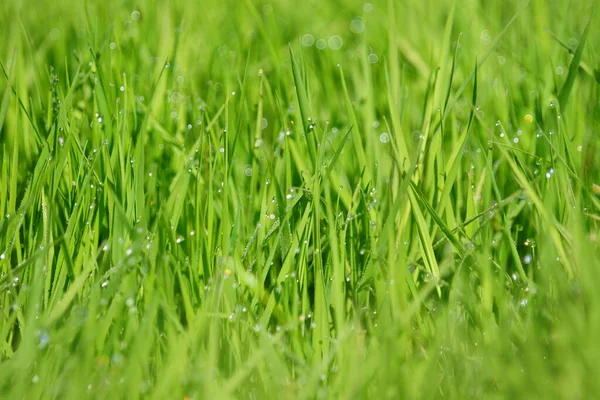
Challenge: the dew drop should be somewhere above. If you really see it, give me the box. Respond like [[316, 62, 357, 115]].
[[301, 34, 315, 47], [349, 18, 365, 34]]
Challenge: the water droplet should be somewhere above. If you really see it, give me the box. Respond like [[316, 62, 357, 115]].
[[38, 332, 50, 348], [379, 132, 390, 143], [301, 34, 315, 47], [520, 298, 528, 307], [349, 18, 365, 34], [480, 29, 491, 45], [131, 10, 141, 20]]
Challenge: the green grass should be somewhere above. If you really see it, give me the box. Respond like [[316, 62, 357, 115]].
[[1, 0, 600, 398]]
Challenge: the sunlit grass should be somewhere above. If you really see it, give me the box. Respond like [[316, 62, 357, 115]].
[[1, 0, 600, 398]]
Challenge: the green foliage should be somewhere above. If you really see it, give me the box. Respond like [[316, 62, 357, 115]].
[[1, 0, 599, 398]]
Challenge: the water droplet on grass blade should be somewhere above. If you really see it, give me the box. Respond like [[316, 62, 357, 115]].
[[38, 332, 50, 348]]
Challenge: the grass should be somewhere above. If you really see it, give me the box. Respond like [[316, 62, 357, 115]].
[[1, 0, 600, 398]]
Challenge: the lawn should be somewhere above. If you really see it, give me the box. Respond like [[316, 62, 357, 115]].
[[1, 0, 600, 398]]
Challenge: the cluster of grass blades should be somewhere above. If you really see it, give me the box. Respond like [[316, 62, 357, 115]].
[[1, 0, 600, 398]]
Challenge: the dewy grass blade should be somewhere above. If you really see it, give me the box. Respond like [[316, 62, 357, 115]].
[[1, 1, 599, 398], [557, 7, 596, 110]]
